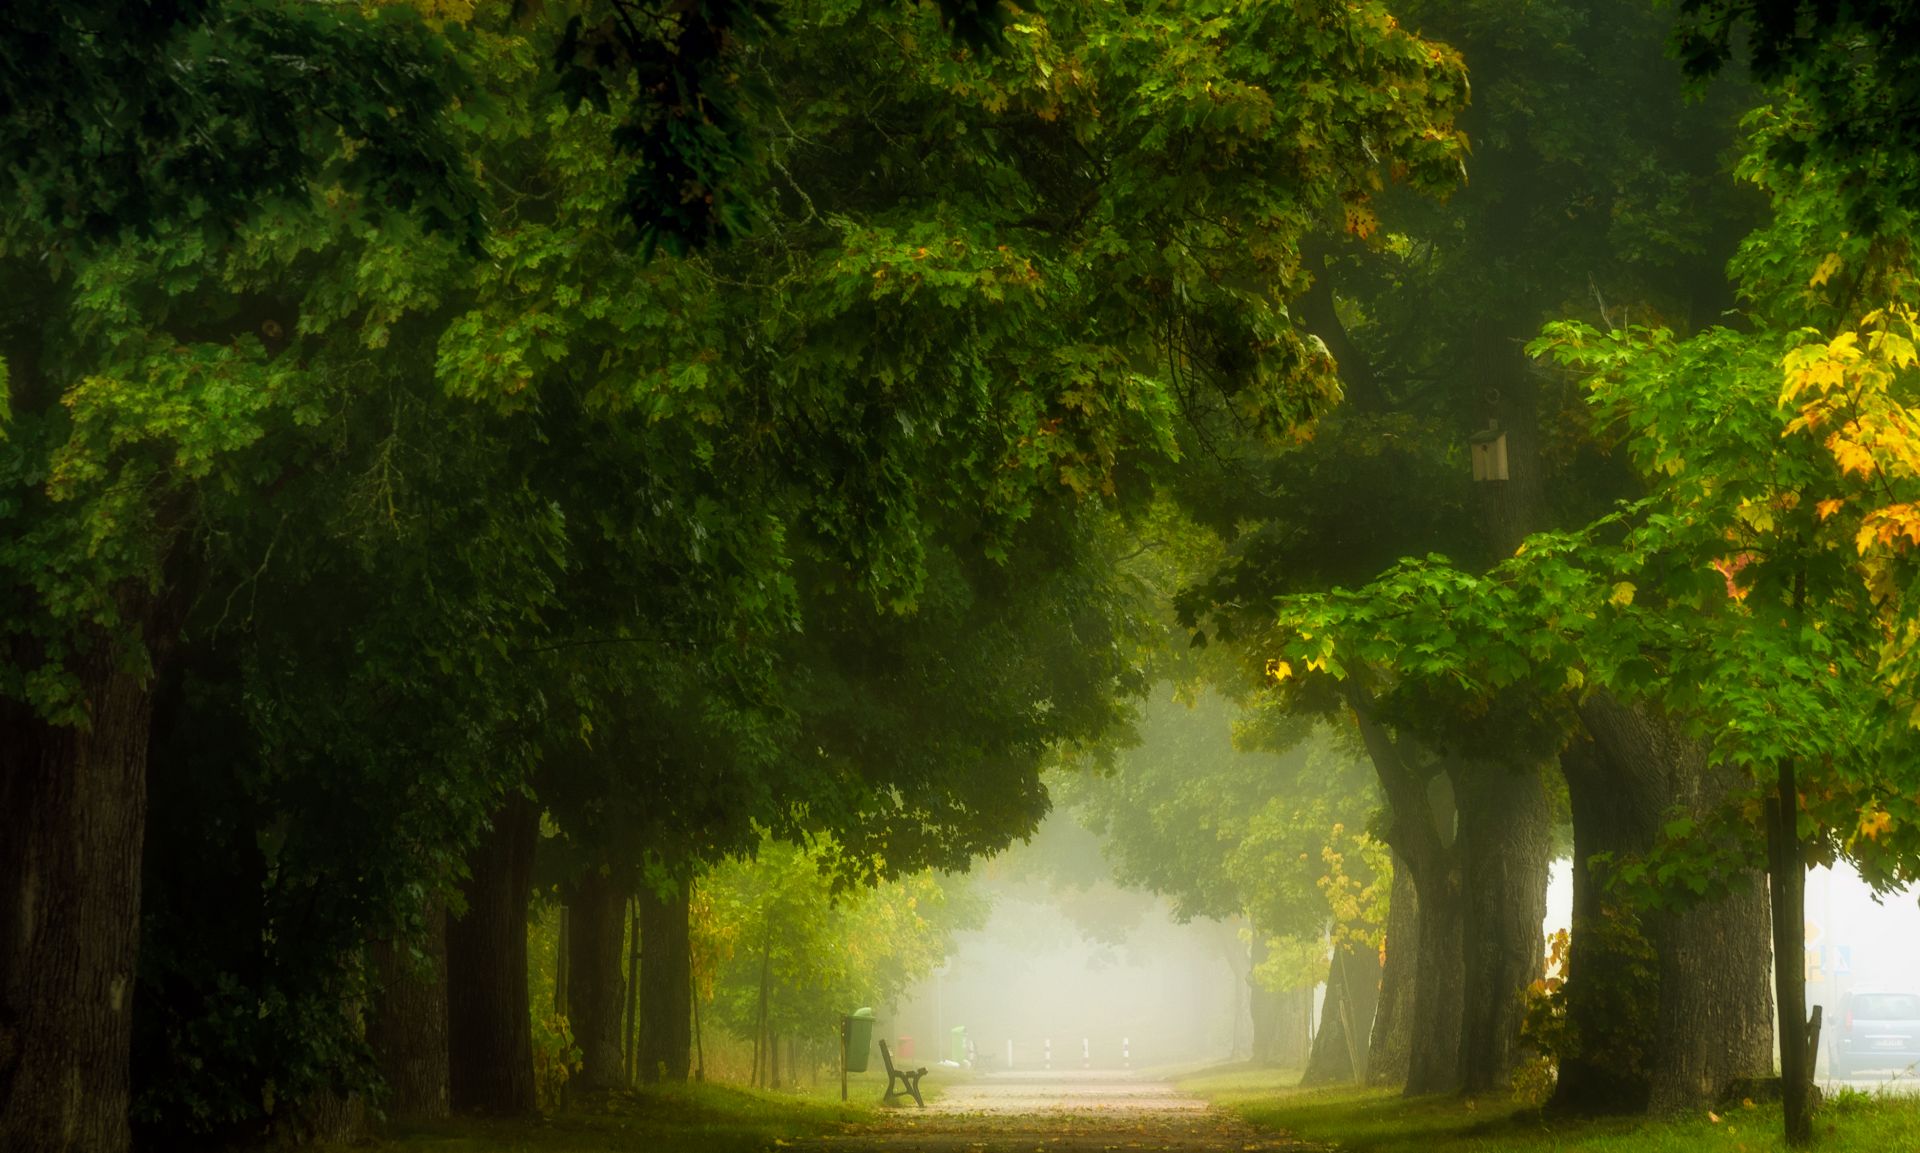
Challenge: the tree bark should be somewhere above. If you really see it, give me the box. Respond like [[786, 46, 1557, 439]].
[[1368, 857, 1418, 1087], [1349, 698, 1464, 1096], [1, 632, 155, 1153], [1652, 748, 1775, 1114], [1454, 759, 1552, 1094], [1303, 944, 1382, 1085], [1768, 760, 1813, 1146], [1405, 878, 1466, 1095], [445, 794, 538, 1116], [369, 900, 451, 1122], [565, 870, 629, 1092], [1551, 731, 1658, 1115], [636, 883, 693, 1084], [1560, 695, 1775, 1116], [1653, 867, 1774, 1114], [1301, 953, 1352, 1086]]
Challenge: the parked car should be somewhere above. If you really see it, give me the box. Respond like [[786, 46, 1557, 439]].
[[1827, 990, 1920, 1078]]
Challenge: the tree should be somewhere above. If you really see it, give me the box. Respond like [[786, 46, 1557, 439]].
[[1066, 690, 1385, 1076], [4, 0, 1478, 1142], [697, 836, 984, 1083], [1171, 0, 1775, 1103], [1261, 90, 1920, 1138]]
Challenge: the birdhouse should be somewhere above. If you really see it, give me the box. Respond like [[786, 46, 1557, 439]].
[[1469, 425, 1508, 482]]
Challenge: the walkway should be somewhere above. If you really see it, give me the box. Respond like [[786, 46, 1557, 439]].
[[798, 1070, 1315, 1152]]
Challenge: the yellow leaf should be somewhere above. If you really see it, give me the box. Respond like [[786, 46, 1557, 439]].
[[1265, 659, 1293, 683], [1344, 204, 1379, 240], [1860, 809, 1894, 840], [1832, 436, 1878, 477], [1609, 582, 1636, 607], [1817, 498, 1844, 521], [1810, 252, 1845, 288]]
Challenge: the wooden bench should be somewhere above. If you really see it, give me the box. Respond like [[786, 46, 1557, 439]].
[[877, 1039, 926, 1107]]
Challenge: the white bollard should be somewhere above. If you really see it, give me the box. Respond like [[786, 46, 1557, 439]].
[[1082, 1037, 1089, 1069], [1007, 1038, 1014, 1071], [1123, 1037, 1130, 1068], [1045, 1037, 1051, 1070]]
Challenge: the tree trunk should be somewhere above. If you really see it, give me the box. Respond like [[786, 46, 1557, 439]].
[[296, 1088, 366, 1145], [1768, 760, 1813, 1146], [1368, 857, 1418, 1087], [1551, 732, 1658, 1115], [1348, 698, 1464, 1097], [637, 883, 693, 1084], [565, 870, 628, 1092], [1454, 760, 1552, 1094], [1, 633, 156, 1153], [1247, 918, 1278, 1064], [1301, 953, 1352, 1086], [1405, 872, 1466, 1095], [1304, 944, 1381, 1085], [624, 897, 640, 1085], [1651, 752, 1775, 1114], [369, 901, 450, 1122], [1652, 868, 1775, 1114], [445, 794, 538, 1115], [1562, 695, 1775, 1116]]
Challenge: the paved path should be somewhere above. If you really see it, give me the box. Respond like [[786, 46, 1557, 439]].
[[796, 1071, 1315, 1152]]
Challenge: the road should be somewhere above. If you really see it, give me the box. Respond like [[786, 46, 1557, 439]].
[[796, 1070, 1315, 1152], [1821, 1069, 1920, 1096]]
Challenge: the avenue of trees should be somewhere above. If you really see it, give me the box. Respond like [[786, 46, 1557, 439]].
[[5, 1, 1920, 1151]]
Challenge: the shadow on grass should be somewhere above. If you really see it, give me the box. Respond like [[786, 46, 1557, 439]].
[[363, 1081, 874, 1153], [1177, 1064, 1920, 1153]]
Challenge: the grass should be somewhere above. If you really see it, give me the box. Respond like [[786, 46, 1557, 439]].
[[351, 1080, 875, 1153], [1179, 1064, 1920, 1153]]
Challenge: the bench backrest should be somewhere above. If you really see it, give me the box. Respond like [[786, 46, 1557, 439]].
[[878, 1039, 898, 1074]]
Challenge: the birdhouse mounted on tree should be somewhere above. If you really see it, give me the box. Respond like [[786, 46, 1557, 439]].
[[1469, 425, 1508, 482]]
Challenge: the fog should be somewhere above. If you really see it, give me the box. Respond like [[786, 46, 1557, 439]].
[[888, 816, 1245, 1072], [881, 815, 1920, 1079]]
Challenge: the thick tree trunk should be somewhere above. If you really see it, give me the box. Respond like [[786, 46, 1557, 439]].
[[1368, 858, 1418, 1087], [565, 870, 629, 1092], [1652, 870, 1775, 1114], [1649, 753, 1774, 1115], [1562, 696, 1775, 1116], [369, 901, 451, 1122], [445, 794, 539, 1115], [1405, 877, 1466, 1096], [636, 883, 693, 1084], [1, 637, 155, 1153], [1551, 733, 1658, 1115], [1454, 760, 1552, 1094], [297, 1088, 366, 1145], [1349, 698, 1464, 1097]]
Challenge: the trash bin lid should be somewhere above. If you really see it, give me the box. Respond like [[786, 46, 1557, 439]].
[[852, 1007, 875, 1019]]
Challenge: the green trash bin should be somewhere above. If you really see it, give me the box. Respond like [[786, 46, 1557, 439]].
[[844, 1008, 876, 1074], [950, 1025, 967, 1064]]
